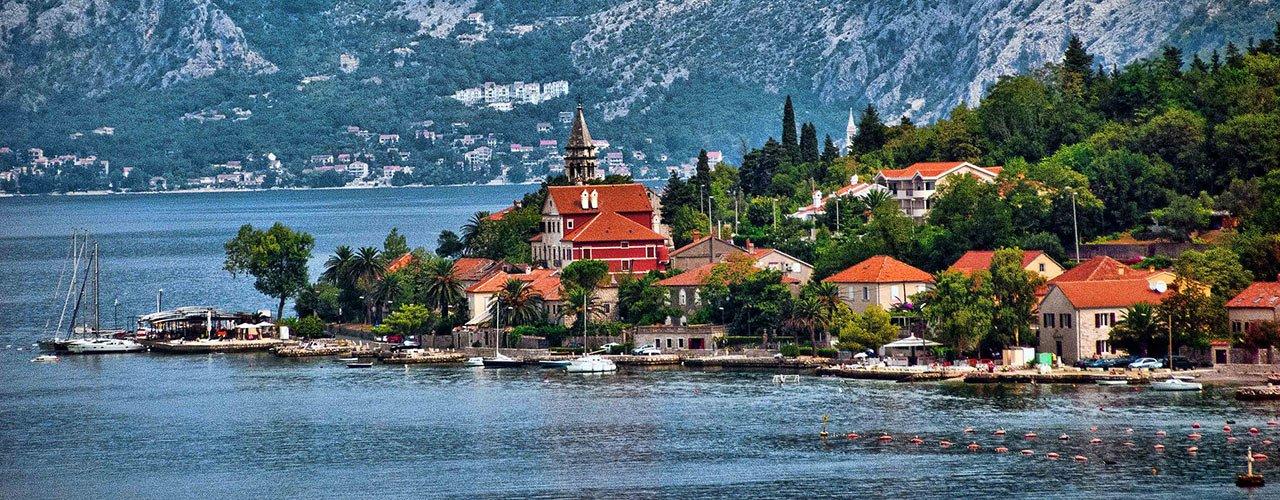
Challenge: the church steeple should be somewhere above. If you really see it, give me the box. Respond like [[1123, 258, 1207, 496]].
[[564, 104, 598, 184], [844, 107, 858, 152]]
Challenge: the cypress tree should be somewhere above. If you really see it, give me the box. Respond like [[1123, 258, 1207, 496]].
[[781, 96, 798, 153], [694, 149, 711, 187], [1063, 35, 1093, 78], [820, 135, 839, 163], [799, 122, 819, 163], [852, 104, 887, 155], [899, 115, 915, 128], [1161, 45, 1183, 76], [1226, 42, 1243, 67], [1210, 49, 1221, 72], [1190, 54, 1208, 74]]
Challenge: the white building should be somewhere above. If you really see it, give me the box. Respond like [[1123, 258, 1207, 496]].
[[872, 161, 1002, 220]]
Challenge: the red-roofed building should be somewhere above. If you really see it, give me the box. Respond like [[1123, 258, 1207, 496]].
[[872, 161, 1002, 220], [531, 183, 669, 272], [948, 250, 1063, 280], [823, 256, 933, 313], [1037, 279, 1174, 363], [1228, 280, 1280, 338], [657, 256, 802, 324]]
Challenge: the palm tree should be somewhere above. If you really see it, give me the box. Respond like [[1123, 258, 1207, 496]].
[[1110, 302, 1162, 357], [321, 245, 355, 284], [808, 281, 843, 345], [494, 279, 544, 327], [460, 211, 487, 256], [350, 246, 385, 322], [419, 257, 464, 333], [785, 297, 823, 354], [562, 286, 603, 332], [859, 189, 894, 215]]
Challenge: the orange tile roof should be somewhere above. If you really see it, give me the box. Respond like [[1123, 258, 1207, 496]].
[[563, 211, 665, 243], [485, 205, 516, 221], [453, 257, 500, 282], [1227, 282, 1280, 309], [546, 183, 652, 215], [822, 255, 933, 284], [657, 260, 800, 287], [386, 252, 416, 273], [948, 250, 1045, 275], [877, 161, 1001, 180], [1051, 279, 1167, 309], [1050, 256, 1151, 283], [465, 268, 563, 301], [669, 235, 743, 257]]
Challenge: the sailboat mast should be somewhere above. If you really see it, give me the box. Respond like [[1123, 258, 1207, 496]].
[[68, 242, 93, 337], [495, 299, 501, 356], [93, 242, 101, 333]]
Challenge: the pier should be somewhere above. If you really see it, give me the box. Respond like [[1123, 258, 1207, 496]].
[[145, 338, 291, 353]]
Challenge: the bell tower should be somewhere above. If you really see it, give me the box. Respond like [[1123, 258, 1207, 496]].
[[564, 104, 598, 184]]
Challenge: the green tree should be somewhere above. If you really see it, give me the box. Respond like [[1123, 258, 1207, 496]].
[[1172, 247, 1254, 300], [781, 95, 798, 154], [435, 230, 464, 259], [1109, 303, 1163, 357], [989, 248, 1046, 347], [295, 282, 342, 321], [1151, 194, 1212, 242], [852, 104, 887, 155], [223, 222, 315, 320], [617, 272, 674, 326], [838, 304, 898, 351], [820, 134, 840, 162], [1157, 280, 1228, 352], [1063, 35, 1094, 79], [493, 279, 544, 327], [799, 122, 819, 163], [373, 303, 435, 338], [383, 227, 409, 259], [921, 271, 993, 355], [1212, 113, 1280, 181], [416, 256, 465, 334], [1229, 231, 1280, 280]]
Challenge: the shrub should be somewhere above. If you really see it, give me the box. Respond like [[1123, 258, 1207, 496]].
[[816, 347, 839, 358], [283, 315, 326, 338], [780, 344, 800, 357]]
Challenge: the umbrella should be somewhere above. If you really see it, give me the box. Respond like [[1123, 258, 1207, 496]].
[[254, 321, 275, 327], [852, 352, 868, 359], [234, 323, 257, 329], [881, 335, 941, 349]]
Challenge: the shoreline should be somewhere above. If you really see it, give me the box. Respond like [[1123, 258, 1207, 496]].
[[0, 177, 669, 198]]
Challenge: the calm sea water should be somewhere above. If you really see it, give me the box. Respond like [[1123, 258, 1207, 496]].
[[1, 187, 1278, 499]]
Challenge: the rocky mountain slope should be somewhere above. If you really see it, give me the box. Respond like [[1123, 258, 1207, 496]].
[[0, 0, 1275, 175]]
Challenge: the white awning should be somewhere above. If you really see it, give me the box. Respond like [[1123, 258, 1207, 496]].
[[881, 335, 941, 349]]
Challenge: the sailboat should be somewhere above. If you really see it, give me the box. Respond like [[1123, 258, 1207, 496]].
[[482, 300, 523, 368], [565, 290, 616, 373], [39, 232, 133, 352]]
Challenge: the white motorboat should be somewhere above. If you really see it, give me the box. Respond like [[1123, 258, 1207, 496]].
[[564, 355, 617, 373], [336, 357, 358, 363], [1151, 378, 1203, 391], [482, 352, 524, 368], [464, 356, 485, 367], [1096, 379, 1129, 386], [65, 338, 146, 354], [31, 354, 59, 363]]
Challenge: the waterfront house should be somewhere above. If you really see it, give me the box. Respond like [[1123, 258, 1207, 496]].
[[657, 255, 801, 325], [948, 249, 1064, 280], [463, 267, 618, 327], [530, 105, 670, 273], [821, 255, 933, 313], [1036, 279, 1171, 364], [872, 161, 1002, 220], [669, 232, 742, 270], [1227, 279, 1280, 338]]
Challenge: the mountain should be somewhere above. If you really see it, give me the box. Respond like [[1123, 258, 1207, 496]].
[[0, 0, 1275, 186]]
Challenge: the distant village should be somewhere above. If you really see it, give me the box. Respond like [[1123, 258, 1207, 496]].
[[0, 102, 720, 194]]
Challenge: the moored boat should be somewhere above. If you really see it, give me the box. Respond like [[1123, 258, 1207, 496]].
[[65, 338, 146, 354], [1096, 378, 1129, 386], [482, 353, 524, 368], [1151, 378, 1203, 391], [464, 356, 485, 367], [538, 359, 573, 368], [346, 361, 375, 368], [31, 354, 59, 363], [564, 355, 617, 373]]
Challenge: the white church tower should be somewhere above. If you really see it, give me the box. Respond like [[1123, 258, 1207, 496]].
[[844, 107, 858, 153]]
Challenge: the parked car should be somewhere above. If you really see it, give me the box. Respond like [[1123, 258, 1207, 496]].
[[632, 345, 661, 356], [1170, 356, 1195, 370], [1129, 358, 1163, 369], [600, 342, 623, 354], [1100, 356, 1133, 369]]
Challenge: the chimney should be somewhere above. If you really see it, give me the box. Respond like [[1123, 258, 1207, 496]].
[[691, 229, 702, 241], [1118, 267, 1126, 276], [812, 190, 823, 208], [746, 239, 755, 252]]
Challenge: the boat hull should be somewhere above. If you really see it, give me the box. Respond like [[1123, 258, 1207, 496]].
[[482, 359, 524, 368], [65, 339, 146, 354]]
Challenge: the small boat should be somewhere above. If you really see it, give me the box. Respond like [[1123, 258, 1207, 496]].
[[464, 356, 485, 367], [537, 359, 573, 368], [31, 354, 59, 363], [565, 355, 617, 373], [1151, 378, 1203, 391], [346, 361, 374, 368], [66, 338, 146, 354], [1096, 379, 1129, 386], [336, 357, 358, 362], [482, 352, 524, 368]]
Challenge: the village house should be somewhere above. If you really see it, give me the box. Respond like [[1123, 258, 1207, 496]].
[[822, 255, 933, 313], [790, 176, 890, 220], [462, 267, 619, 328], [669, 233, 743, 271], [948, 249, 1064, 280], [530, 105, 670, 273], [873, 161, 1003, 220], [1227, 279, 1280, 339], [1036, 279, 1171, 363], [657, 255, 802, 325]]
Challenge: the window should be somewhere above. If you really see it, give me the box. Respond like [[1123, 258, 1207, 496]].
[[582, 248, 591, 259], [666, 338, 673, 348], [621, 259, 631, 271], [1038, 263, 1046, 272], [1043, 313, 1055, 328], [862, 287, 870, 301], [1232, 321, 1243, 333], [679, 338, 685, 348], [646, 246, 655, 258], [1095, 313, 1110, 328], [1060, 314, 1073, 328], [566, 219, 574, 230], [678, 289, 687, 306]]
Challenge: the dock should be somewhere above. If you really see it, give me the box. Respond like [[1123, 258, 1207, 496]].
[[145, 338, 292, 353], [682, 355, 825, 370], [815, 366, 967, 382], [963, 371, 1153, 384], [377, 351, 468, 364], [1236, 385, 1280, 401]]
